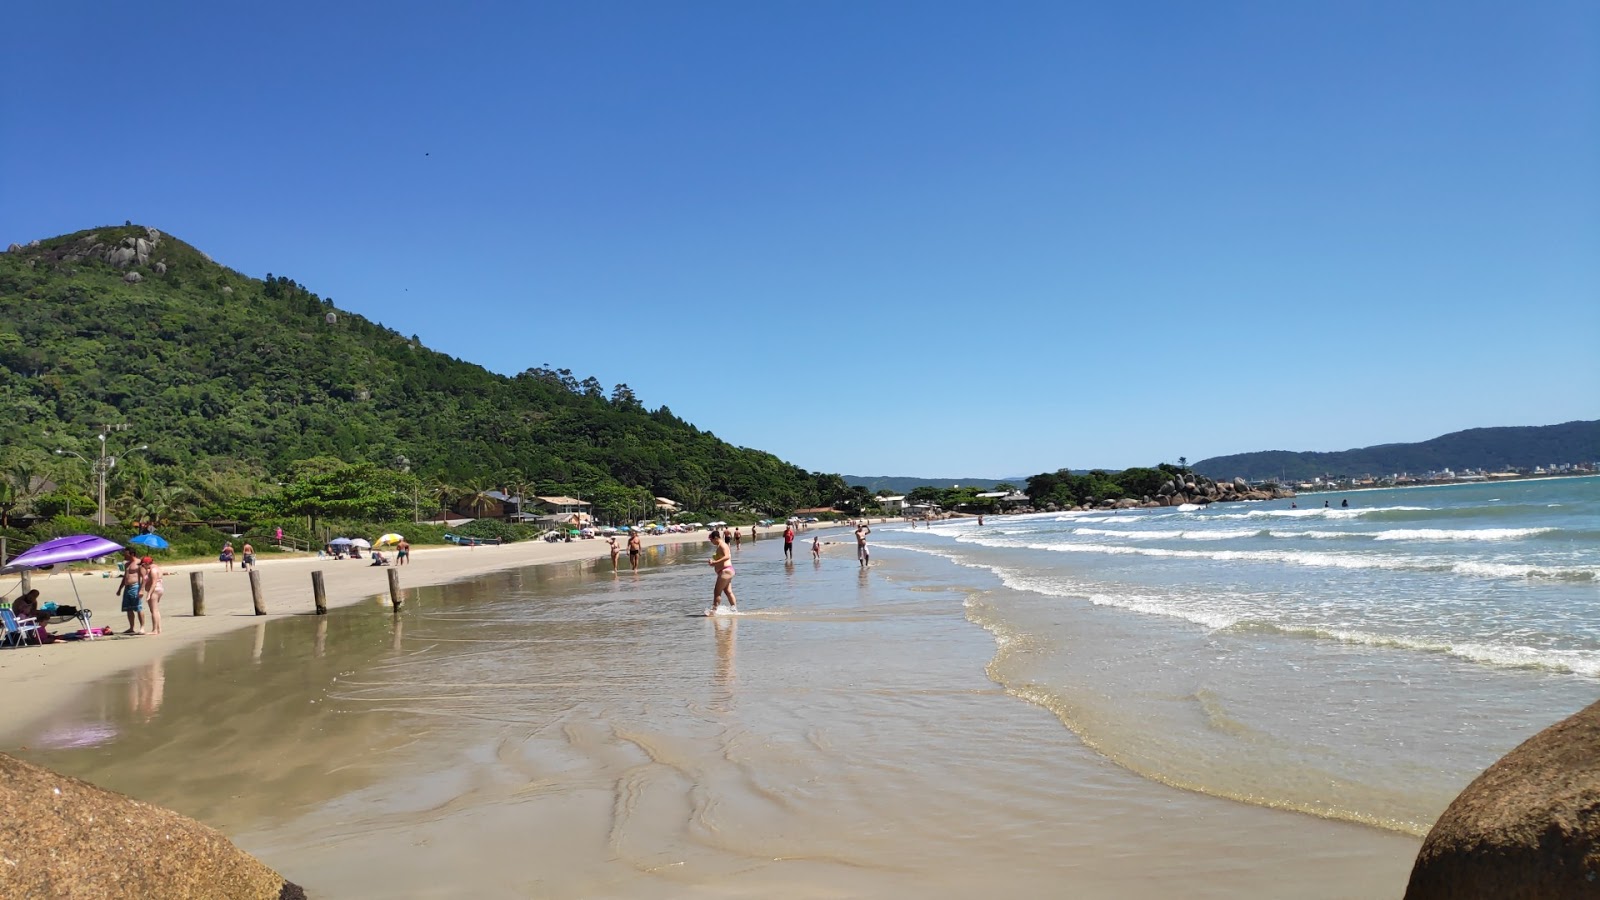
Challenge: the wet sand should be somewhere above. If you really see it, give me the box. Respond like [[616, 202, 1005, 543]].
[[7, 537, 1422, 898], [0, 527, 802, 737]]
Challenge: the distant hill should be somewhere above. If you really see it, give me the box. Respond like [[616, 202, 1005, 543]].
[[0, 225, 853, 520], [843, 475, 1018, 494], [1192, 421, 1600, 482]]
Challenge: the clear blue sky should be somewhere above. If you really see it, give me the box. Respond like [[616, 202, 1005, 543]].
[[4, 1, 1596, 477]]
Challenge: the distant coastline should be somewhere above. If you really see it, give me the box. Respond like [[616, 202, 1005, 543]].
[[1289, 470, 1598, 496]]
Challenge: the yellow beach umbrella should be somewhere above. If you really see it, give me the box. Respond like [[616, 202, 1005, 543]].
[[374, 533, 404, 547]]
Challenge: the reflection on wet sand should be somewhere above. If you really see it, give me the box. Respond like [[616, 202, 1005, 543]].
[[712, 615, 737, 711], [129, 656, 165, 723]]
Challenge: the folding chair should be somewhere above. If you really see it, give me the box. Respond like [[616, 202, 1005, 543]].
[[1, 609, 42, 648]]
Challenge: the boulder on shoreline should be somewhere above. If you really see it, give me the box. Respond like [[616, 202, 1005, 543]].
[[1404, 698, 1600, 898], [0, 753, 304, 900]]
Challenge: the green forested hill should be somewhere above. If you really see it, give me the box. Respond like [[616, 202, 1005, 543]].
[[0, 225, 851, 525], [1192, 421, 1600, 482]]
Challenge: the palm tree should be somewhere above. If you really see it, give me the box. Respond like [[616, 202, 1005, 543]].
[[501, 470, 533, 523], [130, 478, 188, 528], [427, 479, 456, 523], [462, 482, 500, 519]]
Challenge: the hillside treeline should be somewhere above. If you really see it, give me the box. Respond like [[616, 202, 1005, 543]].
[[0, 225, 856, 533]]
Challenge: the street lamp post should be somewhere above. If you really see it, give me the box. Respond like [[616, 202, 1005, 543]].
[[56, 425, 148, 528]]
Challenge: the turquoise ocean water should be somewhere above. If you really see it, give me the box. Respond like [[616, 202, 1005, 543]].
[[878, 475, 1600, 833]]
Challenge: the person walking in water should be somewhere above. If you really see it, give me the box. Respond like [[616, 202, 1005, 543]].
[[783, 522, 796, 561], [855, 522, 871, 568], [628, 528, 642, 572], [608, 536, 621, 572], [707, 529, 737, 615], [811, 535, 821, 560]]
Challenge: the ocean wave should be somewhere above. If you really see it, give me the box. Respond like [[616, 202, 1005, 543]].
[[1370, 527, 1557, 542], [1209, 505, 1429, 521], [1072, 527, 1185, 540], [889, 539, 1600, 676], [953, 534, 1599, 580], [1070, 527, 1264, 542], [1220, 621, 1600, 678]]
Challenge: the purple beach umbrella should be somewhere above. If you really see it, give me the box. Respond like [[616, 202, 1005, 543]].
[[3, 534, 125, 572]]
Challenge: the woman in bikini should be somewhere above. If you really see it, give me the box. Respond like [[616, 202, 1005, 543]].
[[140, 556, 165, 635], [707, 529, 737, 615]]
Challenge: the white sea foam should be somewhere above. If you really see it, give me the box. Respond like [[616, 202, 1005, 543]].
[[1072, 528, 1185, 540], [1070, 527, 1262, 542], [1371, 528, 1556, 542], [885, 533, 1600, 676], [1210, 505, 1430, 521], [1270, 530, 1357, 540]]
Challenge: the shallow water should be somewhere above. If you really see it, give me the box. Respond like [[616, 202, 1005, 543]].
[[885, 476, 1600, 834], [10, 537, 1421, 897]]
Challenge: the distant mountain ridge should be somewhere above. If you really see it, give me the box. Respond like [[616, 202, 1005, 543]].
[[1192, 421, 1600, 482]]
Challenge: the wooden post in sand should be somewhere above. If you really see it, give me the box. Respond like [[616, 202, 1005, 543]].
[[190, 572, 205, 616], [387, 568, 402, 612], [19, 570, 30, 593], [311, 571, 327, 614], [249, 569, 265, 615]]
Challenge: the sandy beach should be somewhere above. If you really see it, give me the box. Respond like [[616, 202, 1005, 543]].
[[3, 524, 1423, 898]]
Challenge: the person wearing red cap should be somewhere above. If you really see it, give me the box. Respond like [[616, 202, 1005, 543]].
[[139, 556, 165, 635]]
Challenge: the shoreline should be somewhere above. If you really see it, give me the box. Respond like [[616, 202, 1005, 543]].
[[0, 521, 863, 743]]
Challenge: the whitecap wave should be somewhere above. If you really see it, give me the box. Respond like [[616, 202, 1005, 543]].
[[1371, 528, 1556, 542]]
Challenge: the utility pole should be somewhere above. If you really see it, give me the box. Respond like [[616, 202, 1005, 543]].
[[58, 424, 147, 529]]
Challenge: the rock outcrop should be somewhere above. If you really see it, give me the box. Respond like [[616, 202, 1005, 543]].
[[0, 753, 304, 899], [1404, 698, 1600, 899]]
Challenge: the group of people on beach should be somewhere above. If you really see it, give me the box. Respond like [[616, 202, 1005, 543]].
[[219, 541, 256, 572], [699, 520, 871, 614], [115, 547, 165, 635], [601, 519, 877, 615]]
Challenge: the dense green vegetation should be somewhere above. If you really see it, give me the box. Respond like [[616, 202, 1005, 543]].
[[1022, 465, 1191, 508], [1192, 421, 1600, 482], [0, 225, 864, 547]]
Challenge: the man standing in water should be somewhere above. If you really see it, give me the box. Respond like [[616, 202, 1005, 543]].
[[707, 529, 737, 615], [855, 522, 871, 568], [628, 528, 642, 572], [782, 522, 796, 561]]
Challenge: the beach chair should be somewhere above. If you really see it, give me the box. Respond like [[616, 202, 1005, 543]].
[[1, 609, 42, 648]]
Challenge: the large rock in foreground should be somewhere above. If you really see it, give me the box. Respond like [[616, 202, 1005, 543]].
[[0, 753, 304, 899], [1406, 698, 1600, 898]]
